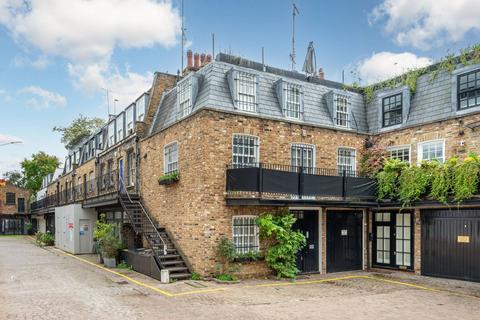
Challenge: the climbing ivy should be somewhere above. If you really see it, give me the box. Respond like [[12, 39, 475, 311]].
[[256, 212, 306, 279], [344, 44, 480, 105]]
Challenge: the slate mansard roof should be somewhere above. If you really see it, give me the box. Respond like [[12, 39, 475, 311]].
[[149, 53, 480, 137]]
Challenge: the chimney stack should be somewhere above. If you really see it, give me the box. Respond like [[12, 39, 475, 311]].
[[318, 68, 325, 80], [206, 54, 212, 63], [200, 53, 206, 66], [187, 50, 193, 68], [194, 52, 200, 69]]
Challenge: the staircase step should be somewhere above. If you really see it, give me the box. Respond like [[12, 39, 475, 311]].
[[162, 260, 185, 266], [169, 273, 191, 280], [160, 254, 180, 259], [164, 266, 188, 272]]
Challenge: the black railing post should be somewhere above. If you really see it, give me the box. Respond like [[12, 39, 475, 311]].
[[258, 162, 263, 198], [342, 169, 346, 199], [299, 166, 304, 199]]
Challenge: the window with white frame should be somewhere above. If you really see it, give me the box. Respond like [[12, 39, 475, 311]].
[[164, 142, 178, 174], [418, 140, 444, 163], [337, 148, 356, 175], [116, 114, 124, 141], [136, 94, 146, 122], [335, 95, 349, 127], [232, 216, 259, 254], [178, 77, 192, 118], [291, 143, 315, 173], [232, 134, 259, 168], [108, 122, 115, 147], [285, 84, 301, 119], [236, 72, 257, 112], [126, 106, 134, 133], [388, 146, 410, 163], [126, 151, 135, 186]]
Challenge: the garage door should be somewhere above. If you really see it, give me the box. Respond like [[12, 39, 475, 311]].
[[422, 209, 480, 282]]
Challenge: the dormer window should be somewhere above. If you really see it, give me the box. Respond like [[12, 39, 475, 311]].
[[458, 69, 480, 110], [227, 69, 257, 112], [335, 95, 349, 127], [178, 77, 192, 118], [382, 93, 402, 127], [126, 105, 134, 134], [327, 91, 350, 128], [136, 94, 147, 122], [275, 79, 303, 119], [108, 121, 115, 147]]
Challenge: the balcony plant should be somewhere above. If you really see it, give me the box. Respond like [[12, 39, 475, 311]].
[[158, 171, 180, 185], [94, 214, 122, 268]]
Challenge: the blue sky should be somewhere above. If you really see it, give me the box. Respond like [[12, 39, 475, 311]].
[[0, 0, 479, 174]]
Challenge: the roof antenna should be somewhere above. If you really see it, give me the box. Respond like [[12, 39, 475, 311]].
[[290, 3, 300, 71], [181, 0, 187, 75]]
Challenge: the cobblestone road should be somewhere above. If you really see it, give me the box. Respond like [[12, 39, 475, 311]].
[[1, 236, 480, 320]]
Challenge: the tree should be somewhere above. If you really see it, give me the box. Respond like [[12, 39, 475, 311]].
[[2, 170, 25, 188], [21, 151, 60, 196], [53, 114, 105, 150]]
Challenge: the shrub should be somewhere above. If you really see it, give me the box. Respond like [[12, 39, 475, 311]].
[[359, 147, 388, 178], [35, 231, 54, 246], [453, 153, 480, 202], [256, 211, 306, 278], [94, 214, 122, 258], [376, 159, 408, 200], [398, 162, 434, 205]]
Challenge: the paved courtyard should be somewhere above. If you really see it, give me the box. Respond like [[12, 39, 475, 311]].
[[1, 236, 480, 320]]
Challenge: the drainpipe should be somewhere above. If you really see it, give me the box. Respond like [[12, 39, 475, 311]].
[[135, 135, 140, 194]]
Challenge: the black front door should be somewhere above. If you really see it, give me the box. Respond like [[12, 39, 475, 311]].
[[327, 210, 363, 273], [292, 210, 319, 273]]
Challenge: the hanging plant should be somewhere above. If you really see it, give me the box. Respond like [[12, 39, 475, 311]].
[[397, 163, 433, 205], [376, 158, 408, 200], [453, 153, 480, 202], [429, 157, 457, 203]]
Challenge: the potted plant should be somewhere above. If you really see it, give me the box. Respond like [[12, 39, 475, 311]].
[[94, 214, 121, 268], [158, 171, 180, 185]]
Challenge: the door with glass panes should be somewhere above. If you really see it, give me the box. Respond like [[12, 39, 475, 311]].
[[373, 211, 413, 270]]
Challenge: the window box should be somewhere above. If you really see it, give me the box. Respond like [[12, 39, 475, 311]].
[[158, 171, 179, 185]]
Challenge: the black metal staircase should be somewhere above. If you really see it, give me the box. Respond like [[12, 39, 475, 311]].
[[119, 193, 191, 280]]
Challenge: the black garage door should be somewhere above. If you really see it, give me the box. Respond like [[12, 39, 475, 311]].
[[422, 209, 480, 282]]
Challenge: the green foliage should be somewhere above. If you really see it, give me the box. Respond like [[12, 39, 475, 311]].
[[53, 114, 105, 150], [117, 261, 133, 270], [376, 159, 408, 200], [2, 170, 25, 188], [35, 231, 54, 246], [21, 151, 60, 196], [215, 236, 241, 277], [359, 146, 388, 178], [376, 153, 480, 205], [94, 214, 122, 258], [158, 171, 179, 184], [453, 154, 480, 202], [215, 274, 238, 282], [256, 212, 306, 279], [430, 157, 457, 203], [190, 272, 202, 280]]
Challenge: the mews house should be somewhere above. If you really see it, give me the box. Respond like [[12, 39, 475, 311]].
[[31, 49, 480, 282]]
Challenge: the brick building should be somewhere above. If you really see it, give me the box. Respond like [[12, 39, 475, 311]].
[[31, 50, 480, 282], [0, 182, 29, 234]]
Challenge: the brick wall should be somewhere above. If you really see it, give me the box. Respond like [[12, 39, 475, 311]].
[[139, 109, 368, 276], [0, 184, 29, 215], [374, 112, 480, 162]]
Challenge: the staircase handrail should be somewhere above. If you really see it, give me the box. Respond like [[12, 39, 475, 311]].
[[118, 175, 167, 256]]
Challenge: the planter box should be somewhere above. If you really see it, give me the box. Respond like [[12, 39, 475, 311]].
[[103, 257, 116, 268], [158, 177, 179, 185]]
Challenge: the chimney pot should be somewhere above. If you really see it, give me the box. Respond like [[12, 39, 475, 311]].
[[187, 50, 193, 68], [194, 52, 200, 69], [318, 68, 325, 80], [200, 53, 206, 66]]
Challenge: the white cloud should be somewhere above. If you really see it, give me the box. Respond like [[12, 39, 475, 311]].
[[68, 63, 153, 112], [13, 55, 50, 69], [357, 51, 433, 84], [370, 0, 480, 50], [19, 86, 66, 110], [0, 133, 23, 145], [0, 0, 181, 63]]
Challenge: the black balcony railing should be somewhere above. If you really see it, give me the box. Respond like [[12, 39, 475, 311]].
[[30, 169, 122, 212], [226, 163, 377, 200]]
